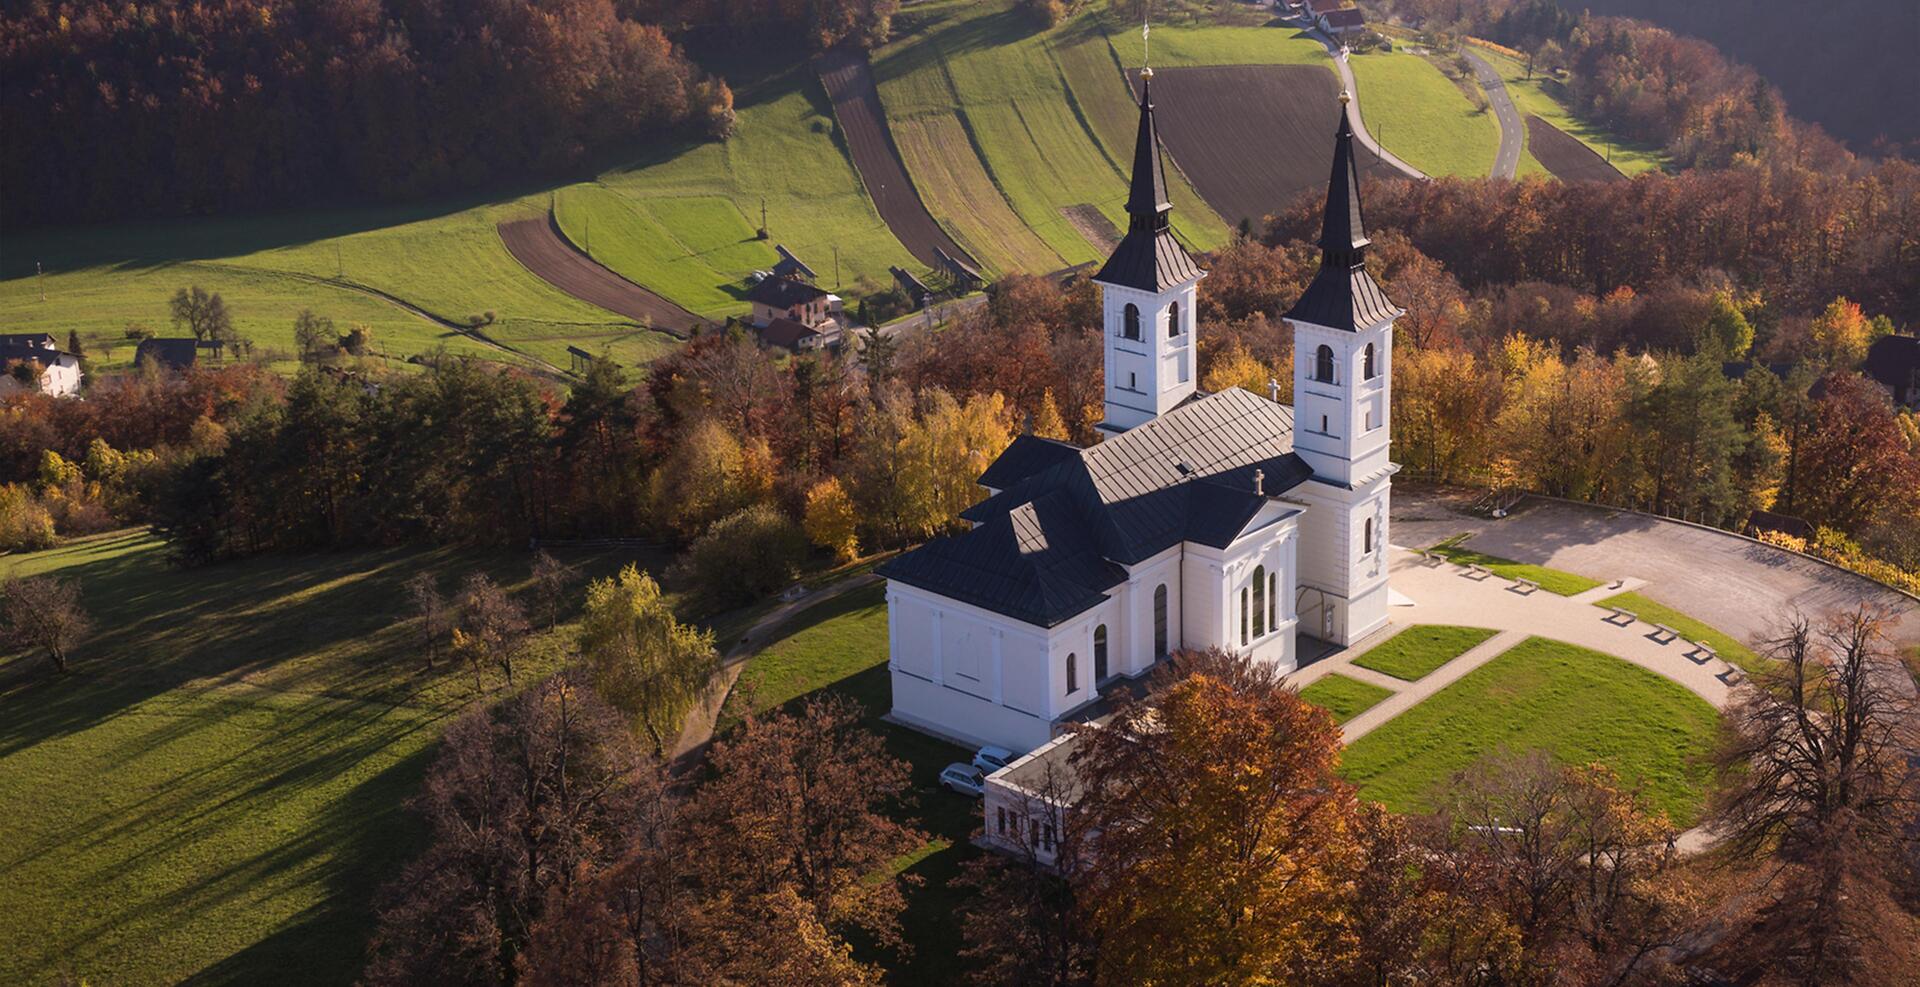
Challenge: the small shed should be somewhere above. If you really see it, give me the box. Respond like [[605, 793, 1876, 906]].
[[935, 247, 985, 291], [890, 266, 932, 307], [773, 244, 818, 283], [136, 337, 199, 371], [567, 345, 597, 375]]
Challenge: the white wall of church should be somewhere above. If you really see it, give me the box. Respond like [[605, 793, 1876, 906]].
[[1099, 280, 1199, 431], [1178, 512, 1301, 669]]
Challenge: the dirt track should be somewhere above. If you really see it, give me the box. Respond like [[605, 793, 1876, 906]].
[[1139, 65, 1402, 232], [814, 49, 978, 271], [497, 214, 708, 338], [1525, 116, 1625, 183]]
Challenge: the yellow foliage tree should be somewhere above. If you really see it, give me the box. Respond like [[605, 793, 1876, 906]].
[[1030, 388, 1068, 441], [576, 564, 718, 753], [803, 476, 861, 564], [1810, 296, 1872, 369]]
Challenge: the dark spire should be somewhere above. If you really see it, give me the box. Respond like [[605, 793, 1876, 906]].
[[1282, 92, 1400, 332], [1317, 92, 1370, 268], [1124, 72, 1172, 233]]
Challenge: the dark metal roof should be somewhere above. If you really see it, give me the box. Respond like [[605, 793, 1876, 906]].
[[979, 433, 1083, 490], [1284, 100, 1401, 332], [773, 244, 817, 281], [0, 333, 55, 349], [1864, 334, 1919, 394], [135, 337, 198, 369], [880, 388, 1311, 627], [757, 317, 823, 349], [1093, 74, 1204, 294], [747, 274, 828, 308], [1321, 8, 1366, 27]]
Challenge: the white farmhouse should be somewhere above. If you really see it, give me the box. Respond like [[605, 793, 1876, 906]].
[[0, 333, 83, 398], [878, 81, 1402, 755]]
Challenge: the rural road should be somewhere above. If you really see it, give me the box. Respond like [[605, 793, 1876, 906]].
[[1462, 51, 1523, 178], [1296, 22, 1427, 181]]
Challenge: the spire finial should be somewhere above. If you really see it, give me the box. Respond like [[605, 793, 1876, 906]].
[[1142, 11, 1151, 75], [1338, 88, 1351, 106]]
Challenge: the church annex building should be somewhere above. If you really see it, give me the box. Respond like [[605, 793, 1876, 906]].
[[876, 75, 1402, 756]]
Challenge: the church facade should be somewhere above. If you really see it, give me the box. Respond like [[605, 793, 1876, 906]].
[[876, 77, 1402, 754]]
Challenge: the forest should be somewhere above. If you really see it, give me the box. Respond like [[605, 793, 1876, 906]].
[[0, 0, 898, 225]]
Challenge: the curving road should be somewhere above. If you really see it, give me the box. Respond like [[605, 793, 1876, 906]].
[[1462, 51, 1523, 178], [1292, 19, 1427, 180]]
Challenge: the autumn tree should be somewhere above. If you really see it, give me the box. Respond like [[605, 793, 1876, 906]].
[[364, 673, 648, 986], [803, 475, 861, 564], [528, 550, 576, 630], [292, 309, 335, 359], [1696, 290, 1755, 359], [453, 573, 531, 690], [406, 571, 452, 670], [1706, 607, 1920, 985], [647, 416, 772, 539], [0, 575, 91, 674], [673, 503, 808, 607], [1394, 344, 1496, 482], [576, 564, 716, 754], [1631, 353, 1745, 522], [168, 286, 234, 344], [1031, 388, 1070, 441], [1809, 297, 1875, 369], [690, 695, 921, 956], [1790, 373, 1920, 532], [1070, 647, 1363, 983]]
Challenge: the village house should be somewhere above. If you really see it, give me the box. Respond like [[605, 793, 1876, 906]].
[[746, 267, 845, 351], [134, 337, 202, 371], [877, 81, 1400, 756], [0, 333, 83, 397]]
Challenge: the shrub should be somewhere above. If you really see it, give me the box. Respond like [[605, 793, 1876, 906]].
[[674, 503, 807, 608], [0, 483, 56, 551]]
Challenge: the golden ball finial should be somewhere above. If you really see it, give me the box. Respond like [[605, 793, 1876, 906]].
[[1338, 88, 1351, 106], [1142, 65, 1154, 79]]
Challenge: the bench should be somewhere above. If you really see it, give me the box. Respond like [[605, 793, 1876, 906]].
[[1601, 606, 1638, 625], [1510, 577, 1541, 594], [1718, 666, 1744, 686], [1464, 563, 1495, 580], [1687, 639, 1718, 663], [1647, 624, 1682, 644]]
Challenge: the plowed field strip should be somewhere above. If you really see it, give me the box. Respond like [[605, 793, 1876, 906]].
[[1525, 115, 1625, 183], [497, 215, 708, 338], [815, 50, 977, 271], [1142, 65, 1400, 231]]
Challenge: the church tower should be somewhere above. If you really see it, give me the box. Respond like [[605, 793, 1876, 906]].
[[1284, 94, 1402, 646], [1092, 71, 1205, 435]]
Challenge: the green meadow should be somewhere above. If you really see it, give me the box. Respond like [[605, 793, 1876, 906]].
[[1348, 48, 1501, 178], [1474, 47, 1670, 177], [1341, 636, 1720, 827]]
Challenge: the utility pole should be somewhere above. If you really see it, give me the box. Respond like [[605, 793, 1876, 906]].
[[37, 261, 44, 302], [760, 197, 768, 236], [833, 246, 840, 290]]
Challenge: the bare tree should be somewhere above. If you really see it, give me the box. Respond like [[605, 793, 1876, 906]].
[[1, 575, 92, 674], [404, 571, 450, 670], [1706, 607, 1920, 985], [453, 573, 530, 690], [528, 550, 575, 631]]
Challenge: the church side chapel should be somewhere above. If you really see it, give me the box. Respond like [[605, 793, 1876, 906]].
[[876, 73, 1403, 755]]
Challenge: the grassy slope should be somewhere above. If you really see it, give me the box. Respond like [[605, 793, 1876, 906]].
[[1475, 48, 1669, 176], [1354, 624, 1499, 681], [1347, 50, 1500, 177], [577, 58, 921, 304], [1341, 636, 1720, 827], [1428, 534, 1605, 597], [1298, 672, 1393, 725], [1597, 591, 1763, 675], [554, 187, 780, 320], [718, 580, 976, 985], [0, 531, 683, 984]]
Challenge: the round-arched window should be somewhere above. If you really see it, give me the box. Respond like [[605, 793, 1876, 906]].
[[1364, 342, 1377, 379], [1168, 300, 1181, 337], [1123, 304, 1141, 341], [1315, 344, 1335, 383]]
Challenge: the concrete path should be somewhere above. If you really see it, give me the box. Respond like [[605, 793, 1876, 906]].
[[1462, 51, 1523, 178], [670, 572, 882, 770], [1293, 20, 1428, 180]]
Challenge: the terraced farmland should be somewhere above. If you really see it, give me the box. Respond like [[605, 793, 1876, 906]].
[[890, 113, 1066, 275]]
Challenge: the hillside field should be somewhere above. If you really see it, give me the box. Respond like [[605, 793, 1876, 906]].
[[1473, 47, 1668, 177], [1347, 49, 1500, 178]]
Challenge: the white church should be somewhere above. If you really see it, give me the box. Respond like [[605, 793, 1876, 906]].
[[877, 77, 1401, 755]]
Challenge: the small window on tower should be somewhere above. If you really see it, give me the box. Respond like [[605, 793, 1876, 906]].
[[1315, 345, 1336, 384], [1123, 303, 1141, 341], [1168, 301, 1181, 337], [1364, 342, 1377, 379], [1129, 372, 1138, 391], [1321, 414, 1329, 434]]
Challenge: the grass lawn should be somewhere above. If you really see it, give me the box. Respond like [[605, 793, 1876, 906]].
[[1098, 19, 1330, 68], [1354, 624, 1499, 681], [1298, 673, 1394, 725], [1340, 636, 1720, 827], [553, 187, 780, 320], [1428, 534, 1605, 597], [1347, 49, 1500, 178], [0, 529, 674, 985], [717, 579, 977, 984], [1596, 591, 1764, 676], [1474, 47, 1669, 176]]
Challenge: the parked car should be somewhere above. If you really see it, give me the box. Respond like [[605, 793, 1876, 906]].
[[939, 763, 986, 798], [972, 746, 1015, 774]]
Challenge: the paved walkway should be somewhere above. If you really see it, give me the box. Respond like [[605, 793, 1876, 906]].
[[669, 572, 882, 770], [1462, 51, 1523, 178]]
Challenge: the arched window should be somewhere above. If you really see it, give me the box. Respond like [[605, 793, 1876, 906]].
[[1122, 303, 1141, 341], [1315, 344, 1335, 383], [1168, 300, 1181, 337], [1094, 625, 1109, 682], [1252, 565, 1267, 638], [1153, 585, 1169, 656], [1363, 342, 1377, 379], [1240, 588, 1250, 646], [1066, 653, 1078, 694], [1268, 570, 1278, 630], [1364, 517, 1375, 554]]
